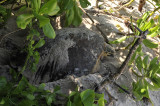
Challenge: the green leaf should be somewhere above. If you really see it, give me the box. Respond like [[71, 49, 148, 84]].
[[0, 98, 5, 105], [28, 83, 37, 92], [151, 64, 159, 75], [72, 4, 83, 26], [73, 93, 83, 106], [150, 77, 160, 88], [39, 0, 59, 16], [136, 56, 143, 72], [159, 15, 160, 24], [0, 77, 7, 90], [148, 25, 159, 35], [136, 44, 142, 53], [18, 99, 35, 106], [34, 14, 50, 27], [64, 0, 74, 10], [0, 6, 6, 13], [13, 77, 28, 94], [47, 96, 52, 105], [64, 2, 83, 26], [95, 93, 104, 99], [80, 89, 95, 106], [129, 52, 137, 65], [34, 38, 45, 48], [54, 86, 60, 92], [142, 11, 150, 21], [133, 79, 149, 100], [137, 19, 143, 28], [65, 9, 74, 26], [79, 0, 91, 8], [48, 5, 60, 16], [143, 39, 158, 48], [149, 32, 158, 37], [145, 79, 159, 90], [33, 51, 40, 64], [67, 100, 73, 106], [137, 12, 150, 29], [0, 18, 4, 23], [16, 13, 34, 29], [143, 19, 154, 31], [31, 0, 41, 13], [109, 36, 128, 44], [30, 29, 40, 37], [143, 55, 149, 69], [98, 97, 105, 106], [42, 23, 56, 39], [69, 91, 77, 97], [18, 6, 27, 13], [38, 83, 46, 90], [27, 94, 35, 100], [149, 57, 158, 70]]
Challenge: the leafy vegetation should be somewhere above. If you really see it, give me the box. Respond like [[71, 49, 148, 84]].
[[133, 56, 160, 100], [67, 89, 106, 106], [0, 0, 107, 105], [0, 70, 61, 105], [110, 6, 160, 101]]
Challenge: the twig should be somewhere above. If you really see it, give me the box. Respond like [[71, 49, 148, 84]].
[[0, 29, 23, 44], [104, 87, 117, 102], [85, 9, 137, 22], [117, 0, 135, 11], [113, 82, 135, 99], [146, 0, 160, 14], [96, 23, 149, 92], [96, 0, 99, 8], [78, 6, 109, 43], [146, 6, 160, 21]]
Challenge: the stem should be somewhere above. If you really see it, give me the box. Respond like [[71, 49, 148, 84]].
[[132, 69, 143, 78], [146, 0, 156, 8], [117, 0, 135, 11], [96, 0, 98, 8], [18, 54, 30, 77], [146, 6, 160, 21], [97, 25, 148, 92], [125, 38, 136, 50], [0, 29, 22, 44], [113, 38, 142, 80], [146, 0, 160, 15], [78, 4, 109, 43], [18, 33, 33, 76]]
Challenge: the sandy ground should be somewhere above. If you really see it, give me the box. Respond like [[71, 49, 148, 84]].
[[79, 0, 160, 105]]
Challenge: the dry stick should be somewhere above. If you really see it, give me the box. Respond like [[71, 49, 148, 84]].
[[146, 0, 160, 14], [97, 25, 149, 93], [96, 0, 99, 8], [113, 82, 135, 99], [146, 6, 160, 21], [104, 87, 118, 103], [85, 9, 137, 23], [117, 0, 135, 11], [79, 6, 109, 43], [0, 29, 23, 44]]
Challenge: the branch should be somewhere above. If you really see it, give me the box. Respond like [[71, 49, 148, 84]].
[[0, 29, 23, 44], [117, 0, 135, 11], [96, 23, 149, 92], [78, 6, 109, 43]]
